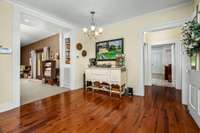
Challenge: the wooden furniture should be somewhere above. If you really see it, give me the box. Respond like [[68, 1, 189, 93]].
[[164, 64, 172, 82], [85, 67, 127, 97], [42, 60, 56, 85]]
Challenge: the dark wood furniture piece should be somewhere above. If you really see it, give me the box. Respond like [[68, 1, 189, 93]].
[[42, 60, 56, 85], [165, 64, 172, 82]]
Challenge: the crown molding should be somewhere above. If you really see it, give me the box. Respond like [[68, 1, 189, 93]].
[[6, 0, 77, 30], [101, 1, 193, 28]]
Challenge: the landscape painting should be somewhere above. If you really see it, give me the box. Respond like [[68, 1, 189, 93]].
[[96, 38, 123, 61]]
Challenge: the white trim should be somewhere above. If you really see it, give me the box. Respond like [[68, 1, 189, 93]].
[[0, 102, 15, 113], [102, 1, 192, 28], [139, 17, 191, 98], [7, 0, 192, 29], [189, 85, 196, 110], [175, 42, 183, 90], [59, 32, 64, 87], [11, 3, 20, 109], [189, 105, 200, 128], [8, 0, 76, 29], [70, 29, 79, 89], [63, 82, 71, 88]]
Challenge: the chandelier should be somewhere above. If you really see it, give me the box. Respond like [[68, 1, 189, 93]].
[[82, 11, 103, 38]]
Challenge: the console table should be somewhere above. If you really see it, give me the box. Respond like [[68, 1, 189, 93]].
[[85, 67, 127, 97]]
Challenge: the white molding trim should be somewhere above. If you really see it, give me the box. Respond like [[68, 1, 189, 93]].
[[59, 32, 64, 87], [70, 29, 79, 89], [102, 1, 192, 28], [0, 102, 16, 113], [139, 17, 191, 97], [11, 3, 20, 110], [189, 103, 200, 128], [7, 0, 76, 29], [63, 82, 71, 88]]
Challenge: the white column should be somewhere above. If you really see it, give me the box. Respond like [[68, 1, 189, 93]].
[[171, 44, 176, 87], [175, 42, 182, 90], [144, 43, 152, 86]]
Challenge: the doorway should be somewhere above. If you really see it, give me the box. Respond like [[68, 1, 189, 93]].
[[151, 44, 173, 87], [19, 13, 70, 105], [143, 27, 183, 89]]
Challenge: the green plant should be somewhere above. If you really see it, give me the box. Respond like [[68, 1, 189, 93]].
[[182, 20, 200, 56]]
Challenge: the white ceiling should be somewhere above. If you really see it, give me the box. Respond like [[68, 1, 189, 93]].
[[15, 0, 190, 27], [20, 14, 68, 47]]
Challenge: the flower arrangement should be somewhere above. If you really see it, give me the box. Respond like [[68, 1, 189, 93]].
[[182, 20, 200, 56]]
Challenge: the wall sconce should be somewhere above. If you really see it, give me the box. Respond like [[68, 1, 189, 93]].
[[0, 43, 12, 54]]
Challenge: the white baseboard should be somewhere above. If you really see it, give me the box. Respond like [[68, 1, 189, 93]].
[[63, 82, 71, 88], [134, 89, 145, 96], [189, 105, 200, 128], [0, 102, 17, 113]]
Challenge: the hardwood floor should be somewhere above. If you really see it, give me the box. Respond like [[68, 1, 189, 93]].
[[0, 86, 199, 133]]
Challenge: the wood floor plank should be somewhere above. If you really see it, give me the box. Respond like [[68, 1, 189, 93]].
[[0, 86, 199, 133]]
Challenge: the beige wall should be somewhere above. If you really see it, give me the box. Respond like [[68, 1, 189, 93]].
[[144, 27, 182, 45], [21, 34, 59, 66], [76, 3, 193, 93], [0, 1, 13, 104]]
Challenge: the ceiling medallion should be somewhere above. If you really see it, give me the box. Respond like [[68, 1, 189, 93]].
[[82, 11, 103, 39]]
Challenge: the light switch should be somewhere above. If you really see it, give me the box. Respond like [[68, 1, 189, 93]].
[[0, 42, 12, 54], [0, 47, 12, 54]]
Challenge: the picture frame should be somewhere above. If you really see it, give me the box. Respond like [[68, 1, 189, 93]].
[[96, 38, 124, 61]]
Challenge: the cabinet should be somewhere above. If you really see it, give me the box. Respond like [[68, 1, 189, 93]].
[[85, 67, 127, 97], [42, 60, 56, 85], [188, 71, 200, 128]]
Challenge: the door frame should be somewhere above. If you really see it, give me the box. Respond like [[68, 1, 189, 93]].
[[139, 17, 191, 102], [9, 1, 76, 110]]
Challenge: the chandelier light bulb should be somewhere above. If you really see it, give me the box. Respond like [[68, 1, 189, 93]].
[[98, 28, 103, 33], [83, 28, 88, 33], [95, 31, 99, 36], [82, 11, 103, 38], [90, 25, 96, 31]]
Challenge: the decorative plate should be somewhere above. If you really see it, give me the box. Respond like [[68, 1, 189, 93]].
[[76, 43, 83, 51], [82, 50, 87, 57]]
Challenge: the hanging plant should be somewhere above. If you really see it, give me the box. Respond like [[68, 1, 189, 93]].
[[182, 20, 200, 56]]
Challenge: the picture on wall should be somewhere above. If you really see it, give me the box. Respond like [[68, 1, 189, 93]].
[[96, 38, 124, 61]]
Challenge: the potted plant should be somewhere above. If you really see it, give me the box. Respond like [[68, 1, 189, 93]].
[[182, 20, 200, 70]]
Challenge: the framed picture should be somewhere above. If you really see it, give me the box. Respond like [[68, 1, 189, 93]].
[[96, 38, 124, 61]]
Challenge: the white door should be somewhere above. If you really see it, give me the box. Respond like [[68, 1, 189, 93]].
[[151, 50, 162, 74]]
